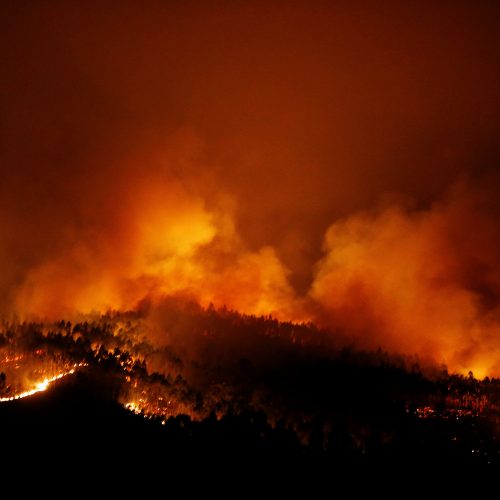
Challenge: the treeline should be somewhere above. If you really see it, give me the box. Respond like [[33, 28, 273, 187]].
[[1, 300, 500, 455]]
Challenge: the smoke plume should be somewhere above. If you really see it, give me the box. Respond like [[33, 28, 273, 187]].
[[1, 1, 500, 375]]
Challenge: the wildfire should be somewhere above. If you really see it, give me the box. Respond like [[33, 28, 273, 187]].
[[0, 363, 86, 402], [123, 394, 195, 421], [125, 402, 141, 414], [1, 354, 24, 364]]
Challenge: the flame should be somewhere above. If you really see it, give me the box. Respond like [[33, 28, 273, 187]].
[[0, 364, 85, 402], [125, 402, 141, 414]]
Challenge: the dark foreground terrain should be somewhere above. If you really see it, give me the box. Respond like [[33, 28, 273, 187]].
[[2, 367, 499, 476], [2, 306, 500, 481]]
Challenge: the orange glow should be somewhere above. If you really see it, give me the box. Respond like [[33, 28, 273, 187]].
[[8, 175, 500, 376], [0, 1, 499, 379], [310, 180, 500, 376], [12, 173, 304, 323], [0, 365, 83, 402]]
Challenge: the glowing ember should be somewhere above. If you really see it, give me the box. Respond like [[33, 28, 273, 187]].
[[125, 402, 141, 414]]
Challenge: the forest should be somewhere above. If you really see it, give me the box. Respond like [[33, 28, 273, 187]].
[[1, 300, 499, 469]]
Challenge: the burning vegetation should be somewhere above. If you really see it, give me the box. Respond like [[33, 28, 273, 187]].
[[1, 1, 500, 470], [1, 298, 500, 465]]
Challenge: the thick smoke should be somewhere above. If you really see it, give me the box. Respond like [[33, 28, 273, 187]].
[[310, 176, 500, 376], [1, 1, 500, 375]]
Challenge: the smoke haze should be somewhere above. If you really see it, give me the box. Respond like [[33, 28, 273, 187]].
[[1, 1, 499, 374]]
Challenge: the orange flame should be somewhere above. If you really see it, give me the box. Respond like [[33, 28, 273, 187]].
[[0, 364, 85, 402]]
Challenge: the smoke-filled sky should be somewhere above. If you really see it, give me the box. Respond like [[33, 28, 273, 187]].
[[1, 1, 499, 375]]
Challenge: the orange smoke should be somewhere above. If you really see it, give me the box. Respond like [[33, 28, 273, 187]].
[[13, 160, 300, 322], [1, 1, 500, 376], [12, 172, 500, 376], [311, 177, 500, 377]]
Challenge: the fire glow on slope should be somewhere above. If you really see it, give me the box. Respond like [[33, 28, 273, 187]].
[[0, 363, 85, 402]]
